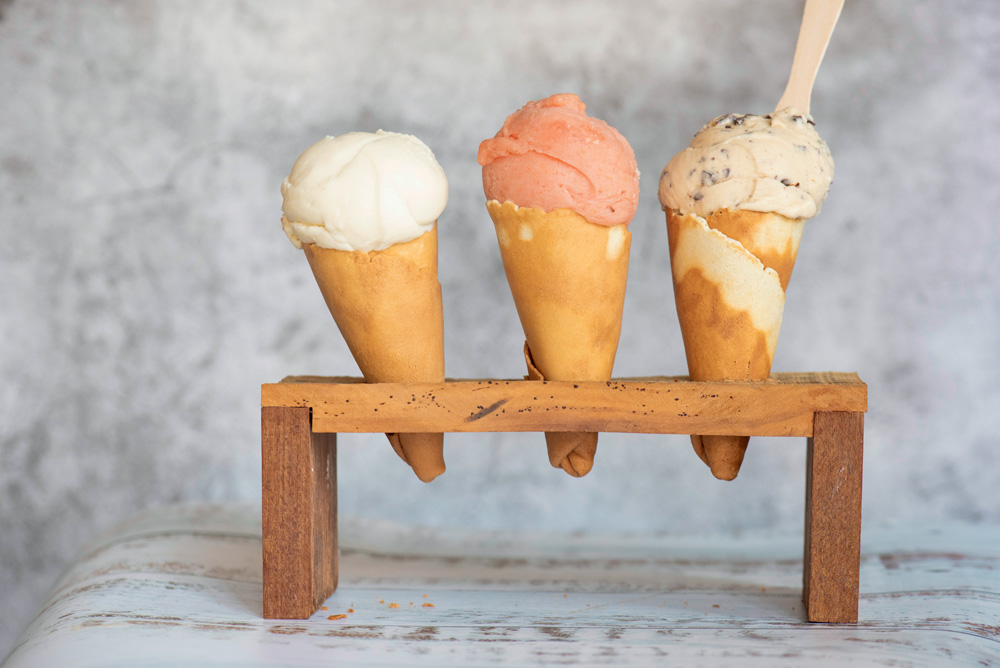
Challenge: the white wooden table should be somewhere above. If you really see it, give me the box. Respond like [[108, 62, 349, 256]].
[[4, 503, 998, 666]]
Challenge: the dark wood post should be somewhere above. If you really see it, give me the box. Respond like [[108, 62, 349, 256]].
[[803, 410, 864, 622], [262, 406, 338, 619]]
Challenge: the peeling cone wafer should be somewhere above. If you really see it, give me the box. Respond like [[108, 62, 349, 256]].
[[487, 201, 629, 477], [666, 209, 792, 480], [300, 222, 446, 483], [698, 209, 805, 292]]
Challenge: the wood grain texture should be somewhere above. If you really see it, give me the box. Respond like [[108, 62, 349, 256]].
[[5, 504, 998, 667], [804, 411, 864, 623], [261, 373, 867, 437], [261, 407, 337, 619]]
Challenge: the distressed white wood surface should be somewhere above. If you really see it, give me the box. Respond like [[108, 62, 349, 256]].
[[3, 504, 998, 667]]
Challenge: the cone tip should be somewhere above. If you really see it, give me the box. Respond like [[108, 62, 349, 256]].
[[692, 434, 748, 481], [559, 451, 594, 477]]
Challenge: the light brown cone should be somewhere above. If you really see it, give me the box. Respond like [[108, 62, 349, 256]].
[[666, 209, 804, 480], [300, 222, 446, 483], [487, 201, 630, 477]]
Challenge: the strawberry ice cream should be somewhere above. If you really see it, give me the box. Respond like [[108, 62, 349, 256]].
[[478, 93, 639, 226]]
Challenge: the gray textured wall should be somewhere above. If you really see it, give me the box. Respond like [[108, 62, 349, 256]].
[[2, 0, 998, 655]]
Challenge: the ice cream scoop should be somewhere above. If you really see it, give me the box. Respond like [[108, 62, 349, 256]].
[[479, 93, 639, 226], [282, 131, 448, 483], [282, 130, 448, 252], [659, 109, 833, 220], [479, 94, 639, 478]]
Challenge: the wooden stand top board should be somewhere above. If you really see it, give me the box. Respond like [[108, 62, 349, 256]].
[[262, 371, 866, 436]]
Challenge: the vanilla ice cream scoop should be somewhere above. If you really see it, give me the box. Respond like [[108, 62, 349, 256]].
[[281, 130, 448, 252], [658, 108, 833, 220]]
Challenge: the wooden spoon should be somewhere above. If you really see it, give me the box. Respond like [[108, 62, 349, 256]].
[[775, 0, 845, 114]]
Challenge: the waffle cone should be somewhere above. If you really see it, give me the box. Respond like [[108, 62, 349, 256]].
[[301, 223, 446, 483], [666, 209, 803, 480], [487, 201, 630, 477]]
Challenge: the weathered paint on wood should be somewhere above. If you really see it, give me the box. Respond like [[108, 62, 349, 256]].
[[4, 504, 998, 667], [261, 373, 868, 437]]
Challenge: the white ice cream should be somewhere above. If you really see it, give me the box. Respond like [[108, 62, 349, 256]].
[[659, 108, 833, 220], [281, 130, 448, 252]]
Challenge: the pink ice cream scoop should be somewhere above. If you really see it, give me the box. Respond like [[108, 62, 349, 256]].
[[477, 94, 639, 226]]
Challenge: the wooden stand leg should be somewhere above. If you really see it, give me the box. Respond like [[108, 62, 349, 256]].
[[262, 406, 338, 619], [803, 411, 864, 623]]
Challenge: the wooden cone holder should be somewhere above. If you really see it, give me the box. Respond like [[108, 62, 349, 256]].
[[261, 371, 866, 623]]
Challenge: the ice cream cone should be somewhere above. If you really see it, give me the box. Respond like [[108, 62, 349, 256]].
[[659, 107, 832, 480], [487, 201, 630, 477], [666, 208, 803, 480], [301, 222, 446, 483]]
